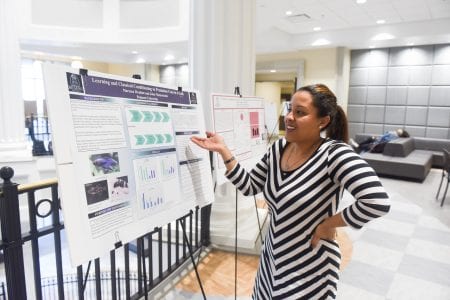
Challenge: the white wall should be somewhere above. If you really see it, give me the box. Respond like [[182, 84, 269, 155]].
[[255, 82, 282, 135], [255, 81, 281, 112], [107, 63, 146, 79]]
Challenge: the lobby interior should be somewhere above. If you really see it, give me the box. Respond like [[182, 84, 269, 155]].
[[1, 0, 450, 299]]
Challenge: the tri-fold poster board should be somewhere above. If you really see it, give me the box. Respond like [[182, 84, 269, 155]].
[[43, 64, 214, 266]]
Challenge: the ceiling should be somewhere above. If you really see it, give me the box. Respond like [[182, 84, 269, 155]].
[[19, 0, 450, 65], [256, 0, 450, 54]]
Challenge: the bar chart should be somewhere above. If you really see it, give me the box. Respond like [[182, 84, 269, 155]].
[[141, 188, 164, 210]]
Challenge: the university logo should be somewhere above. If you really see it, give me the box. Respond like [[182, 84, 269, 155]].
[[66, 72, 84, 93], [189, 92, 197, 104]]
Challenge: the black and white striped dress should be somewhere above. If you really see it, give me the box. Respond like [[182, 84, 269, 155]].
[[225, 138, 390, 299]]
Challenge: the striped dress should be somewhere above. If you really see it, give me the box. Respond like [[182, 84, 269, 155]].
[[225, 138, 390, 299]]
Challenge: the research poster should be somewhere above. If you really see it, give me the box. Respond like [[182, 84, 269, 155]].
[[43, 64, 214, 266], [211, 94, 268, 184]]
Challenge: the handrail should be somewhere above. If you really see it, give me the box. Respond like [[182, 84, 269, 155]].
[[18, 178, 58, 192], [1, 178, 58, 196]]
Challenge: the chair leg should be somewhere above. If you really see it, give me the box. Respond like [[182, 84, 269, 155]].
[[440, 179, 449, 207], [436, 172, 444, 200]]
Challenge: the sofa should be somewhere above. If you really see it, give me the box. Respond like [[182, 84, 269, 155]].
[[354, 134, 450, 182]]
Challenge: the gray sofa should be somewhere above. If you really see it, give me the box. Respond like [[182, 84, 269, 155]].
[[354, 134, 450, 182]]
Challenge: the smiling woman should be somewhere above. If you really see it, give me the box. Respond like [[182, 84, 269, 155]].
[[191, 83, 390, 299]]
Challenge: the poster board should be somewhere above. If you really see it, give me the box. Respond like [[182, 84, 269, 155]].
[[211, 94, 268, 184], [43, 64, 214, 266]]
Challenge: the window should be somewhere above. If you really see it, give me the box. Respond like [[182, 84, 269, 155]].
[[21, 58, 51, 148]]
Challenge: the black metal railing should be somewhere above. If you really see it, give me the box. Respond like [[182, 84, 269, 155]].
[[0, 282, 6, 300], [40, 270, 143, 300], [0, 166, 210, 300]]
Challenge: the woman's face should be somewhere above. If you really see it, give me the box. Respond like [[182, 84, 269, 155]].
[[284, 91, 328, 143]]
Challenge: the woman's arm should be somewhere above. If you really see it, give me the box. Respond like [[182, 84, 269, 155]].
[[191, 131, 271, 196], [191, 131, 237, 172], [311, 142, 390, 248]]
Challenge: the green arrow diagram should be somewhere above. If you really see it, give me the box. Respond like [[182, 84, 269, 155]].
[[164, 134, 172, 143], [135, 135, 145, 145], [154, 112, 162, 122], [145, 134, 156, 144], [161, 112, 170, 122], [130, 110, 142, 122], [142, 111, 153, 122], [156, 134, 164, 144]]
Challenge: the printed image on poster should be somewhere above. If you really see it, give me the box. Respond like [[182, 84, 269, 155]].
[[89, 152, 120, 176], [85, 180, 109, 205]]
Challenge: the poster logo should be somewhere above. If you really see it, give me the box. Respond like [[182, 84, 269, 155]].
[[189, 92, 197, 104], [66, 72, 84, 93]]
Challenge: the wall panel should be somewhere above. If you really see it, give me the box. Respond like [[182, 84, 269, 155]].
[[348, 44, 450, 139]]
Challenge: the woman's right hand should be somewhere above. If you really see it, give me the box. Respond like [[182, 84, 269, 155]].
[[190, 131, 227, 154]]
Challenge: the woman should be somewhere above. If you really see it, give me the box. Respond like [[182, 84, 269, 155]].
[[191, 84, 390, 299]]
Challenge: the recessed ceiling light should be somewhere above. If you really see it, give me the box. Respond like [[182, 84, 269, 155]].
[[407, 42, 414, 46], [131, 51, 138, 54], [270, 69, 277, 73], [311, 38, 331, 46], [71, 56, 82, 60], [313, 27, 321, 31], [371, 33, 395, 40], [369, 45, 375, 48], [164, 54, 175, 61], [356, 0, 366, 4], [286, 11, 293, 16], [376, 19, 386, 24], [136, 58, 146, 64]]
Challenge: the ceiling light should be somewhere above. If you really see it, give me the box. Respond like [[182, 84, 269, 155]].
[[407, 42, 414, 46], [136, 58, 146, 64], [70, 56, 82, 60], [270, 69, 277, 73], [71, 60, 83, 69], [311, 38, 331, 46], [356, 0, 366, 4], [164, 54, 175, 61], [369, 45, 375, 49], [371, 33, 395, 40], [313, 27, 321, 31], [285, 11, 293, 16], [376, 19, 386, 24], [131, 51, 138, 54]]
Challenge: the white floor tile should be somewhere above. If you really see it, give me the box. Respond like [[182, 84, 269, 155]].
[[406, 238, 450, 264], [351, 241, 404, 271], [389, 197, 423, 215], [386, 273, 450, 300], [417, 215, 450, 232], [366, 218, 415, 237], [337, 282, 385, 300]]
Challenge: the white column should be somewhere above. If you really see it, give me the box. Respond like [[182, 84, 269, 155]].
[[335, 47, 351, 112], [0, 0, 30, 162], [190, 0, 266, 253]]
